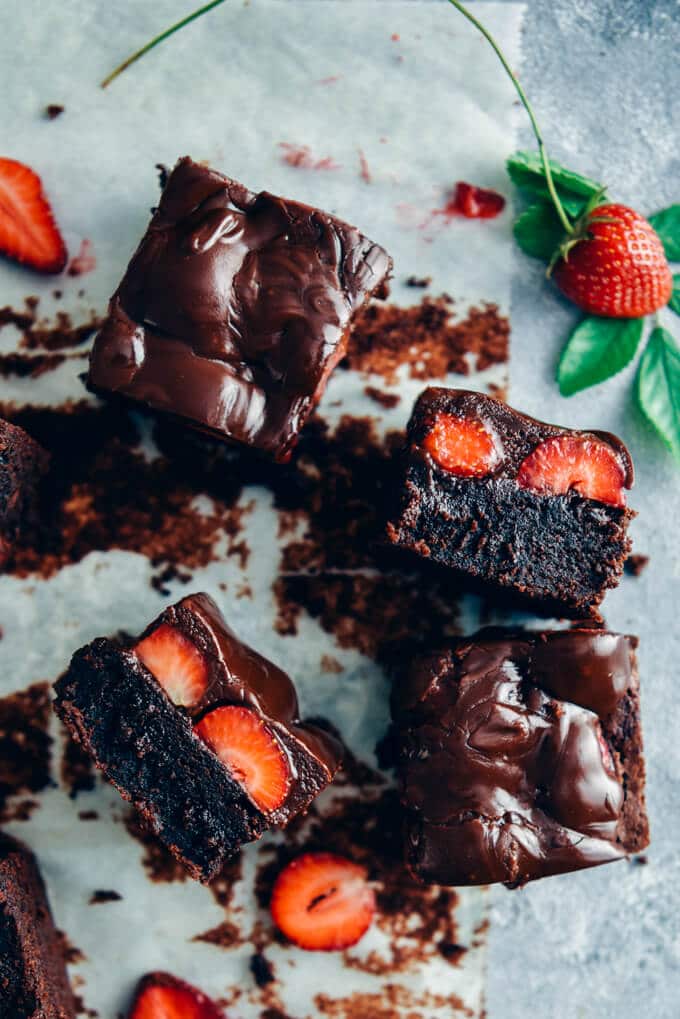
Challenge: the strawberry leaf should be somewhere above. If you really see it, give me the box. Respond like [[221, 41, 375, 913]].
[[669, 274, 680, 316], [513, 201, 565, 261], [648, 205, 680, 261], [636, 326, 680, 462], [507, 150, 605, 217], [558, 316, 645, 396]]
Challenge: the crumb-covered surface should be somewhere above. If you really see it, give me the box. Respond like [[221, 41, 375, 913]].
[[0, 1, 524, 1015]]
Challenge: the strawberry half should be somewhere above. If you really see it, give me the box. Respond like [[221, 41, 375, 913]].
[[194, 704, 291, 813], [129, 972, 225, 1019], [517, 435, 626, 508], [0, 158, 67, 273], [423, 412, 499, 476], [134, 623, 209, 708], [270, 852, 375, 951], [553, 203, 672, 318]]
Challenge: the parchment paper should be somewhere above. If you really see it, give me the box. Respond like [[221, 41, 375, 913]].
[[0, 2, 524, 1016]]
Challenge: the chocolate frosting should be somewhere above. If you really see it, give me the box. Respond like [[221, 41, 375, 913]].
[[88, 157, 391, 460], [392, 629, 638, 886], [408, 387, 634, 487], [132, 593, 342, 790]]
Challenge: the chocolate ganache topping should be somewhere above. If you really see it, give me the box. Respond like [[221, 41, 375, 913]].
[[392, 629, 640, 886], [88, 157, 392, 460]]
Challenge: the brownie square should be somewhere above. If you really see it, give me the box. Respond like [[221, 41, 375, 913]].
[[54, 594, 342, 882], [391, 629, 648, 887], [386, 388, 635, 616], [0, 419, 49, 568], [0, 833, 76, 1018], [88, 157, 392, 461]]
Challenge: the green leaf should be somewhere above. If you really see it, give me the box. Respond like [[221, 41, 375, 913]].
[[648, 205, 680, 261], [507, 150, 605, 217], [557, 316, 645, 396], [636, 326, 680, 461], [513, 201, 565, 261], [669, 274, 680, 316]]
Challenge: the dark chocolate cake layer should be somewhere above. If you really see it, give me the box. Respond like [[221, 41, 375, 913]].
[[392, 629, 648, 887], [387, 388, 634, 615], [88, 157, 392, 461], [0, 833, 76, 1018], [54, 594, 342, 882], [0, 418, 49, 569]]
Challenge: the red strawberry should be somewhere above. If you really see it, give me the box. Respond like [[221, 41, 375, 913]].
[[270, 852, 375, 951], [0, 158, 67, 273], [129, 972, 225, 1019], [194, 704, 290, 813], [450, 181, 506, 219], [134, 623, 208, 708], [423, 412, 499, 476], [517, 435, 626, 508], [553, 204, 672, 318]]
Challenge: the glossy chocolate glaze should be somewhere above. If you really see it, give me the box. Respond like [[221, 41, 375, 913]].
[[88, 157, 392, 461], [408, 387, 634, 487], [392, 629, 644, 886], [132, 593, 342, 797]]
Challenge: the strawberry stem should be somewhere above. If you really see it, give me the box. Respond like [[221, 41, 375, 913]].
[[445, 0, 574, 236], [101, 0, 227, 88]]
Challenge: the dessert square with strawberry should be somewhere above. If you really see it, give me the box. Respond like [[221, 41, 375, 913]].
[[88, 156, 392, 462], [0, 833, 76, 1018], [387, 388, 635, 615], [0, 418, 49, 570], [391, 628, 648, 887], [54, 593, 342, 882]]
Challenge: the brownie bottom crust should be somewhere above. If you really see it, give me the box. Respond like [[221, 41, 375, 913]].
[[387, 455, 633, 616], [54, 640, 268, 882]]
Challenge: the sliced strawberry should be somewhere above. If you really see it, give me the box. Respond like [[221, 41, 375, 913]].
[[194, 704, 290, 813], [517, 435, 626, 508], [271, 852, 375, 951], [0, 158, 67, 273], [134, 623, 208, 708], [423, 412, 499, 477], [129, 972, 225, 1019]]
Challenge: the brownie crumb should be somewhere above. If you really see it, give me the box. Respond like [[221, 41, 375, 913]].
[[0, 682, 53, 821], [156, 164, 169, 189], [633, 854, 649, 866], [0, 304, 101, 353], [320, 655, 344, 674], [250, 952, 276, 987], [405, 275, 431, 288], [123, 811, 189, 885], [88, 890, 122, 905], [346, 296, 509, 384], [77, 810, 99, 821], [438, 941, 467, 965], [193, 920, 241, 948], [625, 554, 649, 577], [364, 386, 400, 409], [55, 929, 85, 965], [45, 104, 65, 120], [60, 726, 97, 798]]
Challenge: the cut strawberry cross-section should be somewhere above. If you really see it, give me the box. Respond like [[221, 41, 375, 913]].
[[129, 972, 225, 1019], [423, 412, 499, 477], [517, 435, 626, 508], [134, 623, 209, 708], [270, 852, 376, 951], [194, 704, 291, 813], [0, 158, 67, 273]]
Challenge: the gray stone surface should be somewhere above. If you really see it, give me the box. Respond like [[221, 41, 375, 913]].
[[487, 2, 680, 1016]]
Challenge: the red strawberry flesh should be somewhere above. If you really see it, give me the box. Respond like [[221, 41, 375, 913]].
[[423, 412, 499, 476], [194, 704, 291, 813], [450, 181, 506, 219], [0, 158, 67, 273], [270, 852, 375, 951], [134, 623, 209, 708], [517, 435, 626, 508], [553, 203, 672, 318], [129, 971, 225, 1019]]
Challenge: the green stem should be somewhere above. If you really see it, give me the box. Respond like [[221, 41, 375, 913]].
[[446, 0, 573, 236], [101, 0, 228, 88]]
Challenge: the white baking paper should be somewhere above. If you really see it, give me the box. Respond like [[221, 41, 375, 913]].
[[0, 2, 524, 1016]]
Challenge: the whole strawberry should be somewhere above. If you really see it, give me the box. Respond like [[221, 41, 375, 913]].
[[552, 203, 672, 318]]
